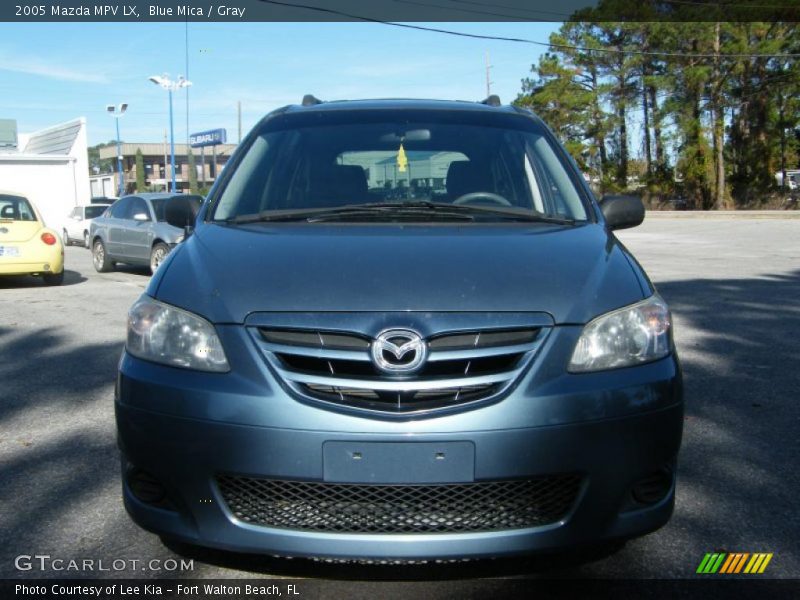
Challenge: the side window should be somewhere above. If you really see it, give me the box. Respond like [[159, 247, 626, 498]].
[[129, 198, 150, 221], [109, 198, 131, 219]]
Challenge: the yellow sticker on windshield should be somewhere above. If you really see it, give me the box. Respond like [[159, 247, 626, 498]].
[[397, 142, 408, 173]]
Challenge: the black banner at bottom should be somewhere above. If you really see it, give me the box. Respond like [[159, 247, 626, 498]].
[[4, 579, 800, 600]]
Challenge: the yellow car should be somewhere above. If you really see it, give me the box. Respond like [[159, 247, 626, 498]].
[[0, 191, 64, 285]]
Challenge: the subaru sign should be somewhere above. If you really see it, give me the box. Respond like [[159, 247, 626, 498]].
[[190, 128, 226, 148]]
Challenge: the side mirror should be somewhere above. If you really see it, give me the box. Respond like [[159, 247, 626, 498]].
[[132, 212, 149, 222], [599, 195, 645, 231], [165, 196, 199, 230]]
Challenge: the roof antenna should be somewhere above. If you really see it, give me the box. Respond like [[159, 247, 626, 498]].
[[301, 94, 323, 106], [480, 95, 502, 107]]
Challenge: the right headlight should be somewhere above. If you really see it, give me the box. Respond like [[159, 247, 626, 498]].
[[127, 296, 230, 372], [568, 294, 672, 373]]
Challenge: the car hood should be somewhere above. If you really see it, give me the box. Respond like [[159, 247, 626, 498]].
[[152, 222, 647, 325]]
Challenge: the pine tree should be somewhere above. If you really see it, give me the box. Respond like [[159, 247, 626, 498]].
[[135, 148, 146, 192]]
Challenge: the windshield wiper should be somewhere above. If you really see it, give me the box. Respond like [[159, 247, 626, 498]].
[[225, 202, 473, 224], [417, 202, 577, 224], [305, 201, 493, 222], [225, 201, 576, 225]]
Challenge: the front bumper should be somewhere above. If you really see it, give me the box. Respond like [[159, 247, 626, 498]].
[[116, 333, 683, 559]]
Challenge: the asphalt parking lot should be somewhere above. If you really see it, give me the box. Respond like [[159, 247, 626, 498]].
[[1, 217, 798, 586]]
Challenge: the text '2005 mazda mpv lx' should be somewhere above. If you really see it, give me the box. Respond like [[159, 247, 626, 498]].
[[117, 96, 683, 561]]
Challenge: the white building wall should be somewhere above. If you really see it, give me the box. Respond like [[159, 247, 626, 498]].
[[0, 118, 90, 231], [0, 159, 80, 228], [71, 118, 91, 204]]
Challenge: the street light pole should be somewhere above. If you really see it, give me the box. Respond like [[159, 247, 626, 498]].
[[115, 118, 123, 196], [106, 103, 128, 197], [168, 87, 176, 193], [148, 74, 191, 194]]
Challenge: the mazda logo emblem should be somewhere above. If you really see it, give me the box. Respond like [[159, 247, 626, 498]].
[[371, 329, 427, 374]]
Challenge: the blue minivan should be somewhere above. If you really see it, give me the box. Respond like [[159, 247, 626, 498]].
[[116, 97, 683, 561]]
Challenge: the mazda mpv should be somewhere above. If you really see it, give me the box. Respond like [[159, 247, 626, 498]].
[[116, 97, 683, 561]]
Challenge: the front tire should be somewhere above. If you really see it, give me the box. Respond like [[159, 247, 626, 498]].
[[150, 242, 170, 274], [83, 231, 90, 249], [92, 239, 114, 273], [42, 271, 64, 286], [62, 229, 70, 246]]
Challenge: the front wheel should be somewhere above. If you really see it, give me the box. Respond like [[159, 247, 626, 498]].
[[92, 239, 114, 273], [42, 271, 64, 286], [83, 231, 90, 249], [62, 229, 70, 246], [150, 242, 170, 274]]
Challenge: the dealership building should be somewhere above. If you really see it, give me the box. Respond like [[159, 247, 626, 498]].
[[95, 142, 236, 196]]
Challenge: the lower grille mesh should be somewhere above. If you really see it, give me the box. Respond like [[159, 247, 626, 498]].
[[216, 474, 582, 534]]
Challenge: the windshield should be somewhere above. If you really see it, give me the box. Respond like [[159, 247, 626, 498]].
[[151, 196, 204, 222], [212, 115, 589, 223], [84, 205, 108, 219], [0, 194, 37, 222]]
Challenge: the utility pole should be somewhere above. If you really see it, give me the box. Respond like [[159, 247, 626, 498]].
[[485, 51, 493, 97], [185, 20, 192, 193], [237, 101, 242, 143]]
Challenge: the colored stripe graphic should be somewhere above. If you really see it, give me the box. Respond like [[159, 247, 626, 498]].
[[696, 553, 714, 574], [698, 552, 773, 574], [720, 553, 749, 573], [759, 554, 773, 573], [744, 553, 774, 574], [697, 553, 727, 574], [733, 553, 750, 573], [719, 554, 736, 574]]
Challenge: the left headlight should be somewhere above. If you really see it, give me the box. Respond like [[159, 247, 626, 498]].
[[568, 294, 672, 373], [126, 296, 229, 372]]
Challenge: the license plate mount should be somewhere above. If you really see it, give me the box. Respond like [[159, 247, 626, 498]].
[[323, 441, 475, 484]]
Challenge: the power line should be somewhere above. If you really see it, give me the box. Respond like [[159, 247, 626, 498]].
[[254, 0, 800, 59]]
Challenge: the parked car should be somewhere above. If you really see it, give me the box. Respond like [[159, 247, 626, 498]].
[[90, 193, 202, 274], [0, 191, 64, 285], [116, 97, 683, 561], [63, 203, 111, 248]]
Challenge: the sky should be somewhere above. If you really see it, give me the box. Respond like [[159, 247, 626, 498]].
[[0, 21, 560, 147]]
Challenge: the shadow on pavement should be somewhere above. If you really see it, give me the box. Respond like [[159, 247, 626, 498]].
[[650, 270, 800, 574], [0, 269, 87, 288], [1, 269, 798, 580]]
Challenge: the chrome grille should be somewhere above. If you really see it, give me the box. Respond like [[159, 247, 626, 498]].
[[253, 326, 546, 413]]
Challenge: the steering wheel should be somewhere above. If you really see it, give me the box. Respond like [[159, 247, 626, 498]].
[[452, 192, 512, 207]]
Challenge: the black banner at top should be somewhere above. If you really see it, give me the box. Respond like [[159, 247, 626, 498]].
[[2, 0, 799, 22]]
